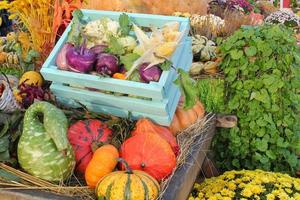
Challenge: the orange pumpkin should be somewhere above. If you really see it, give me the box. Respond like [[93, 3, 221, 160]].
[[132, 118, 180, 156], [120, 131, 176, 181], [169, 100, 205, 136], [85, 145, 119, 188]]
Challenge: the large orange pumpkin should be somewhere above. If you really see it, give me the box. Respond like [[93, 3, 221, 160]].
[[120, 131, 176, 181], [132, 118, 180, 156], [169, 100, 205, 136]]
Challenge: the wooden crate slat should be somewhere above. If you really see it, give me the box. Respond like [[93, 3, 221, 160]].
[[81, 9, 190, 28], [43, 68, 165, 100], [56, 96, 172, 125], [51, 83, 168, 116]]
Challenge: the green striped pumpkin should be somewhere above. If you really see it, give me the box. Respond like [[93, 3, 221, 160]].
[[18, 101, 75, 182], [96, 169, 160, 200]]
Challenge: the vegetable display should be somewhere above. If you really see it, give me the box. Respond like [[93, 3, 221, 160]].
[[213, 24, 300, 175], [57, 10, 184, 83], [96, 159, 160, 200], [18, 101, 75, 182], [120, 130, 176, 181], [67, 119, 113, 174], [85, 144, 119, 188]]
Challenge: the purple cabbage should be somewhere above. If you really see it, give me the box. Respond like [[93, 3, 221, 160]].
[[139, 63, 162, 83], [66, 45, 96, 73], [95, 53, 119, 76]]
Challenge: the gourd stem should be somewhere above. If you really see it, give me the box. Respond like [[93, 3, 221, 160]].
[[117, 158, 133, 174]]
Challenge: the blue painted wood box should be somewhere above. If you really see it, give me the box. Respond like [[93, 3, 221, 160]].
[[41, 9, 192, 126]]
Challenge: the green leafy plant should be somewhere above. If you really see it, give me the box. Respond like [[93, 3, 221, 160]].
[[197, 78, 225, 113], [0, 112, 23, 164], [213, 24, 300, 175]]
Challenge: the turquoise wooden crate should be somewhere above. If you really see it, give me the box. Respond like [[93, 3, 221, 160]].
[[41, 9, 192, 125]]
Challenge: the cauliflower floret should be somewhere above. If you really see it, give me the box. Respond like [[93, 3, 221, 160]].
[[118, 36, 137, 52], [83, 17, 120, 46]]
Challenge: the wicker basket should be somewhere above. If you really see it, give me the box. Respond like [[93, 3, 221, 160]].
[[0, 74, 21, 113]]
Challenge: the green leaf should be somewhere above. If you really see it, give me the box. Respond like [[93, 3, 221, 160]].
[[266, 150, 276, 160], [174, 69, 198, 109], [0, 151, 10, 161], [230, 50, 243, 60], [120, 53, 140, 71], [244, 46, 257, 57], [107, 36, 125, 55], [24, 49, 40, 63], [119, 13, 131, 36], [160, 60, 172, 71], [0, 135, 9, 152], [67, 10, 87, 46]]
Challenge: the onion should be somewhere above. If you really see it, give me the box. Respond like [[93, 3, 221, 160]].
[[139, 63, 162, 83], [95, 53, 119, 76], [56, 43, 73, 71], [66, 45, 96, 73]]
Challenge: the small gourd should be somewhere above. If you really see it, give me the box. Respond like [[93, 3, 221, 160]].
[[96, 159, 160, 200], [85, 144, 119, 188], [18, 101, 75, 182], [169, 100, 205, 136], [192, 35, 216, 62]]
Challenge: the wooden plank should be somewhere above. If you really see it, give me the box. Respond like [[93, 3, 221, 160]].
[[81, 9, 190, 28], [56, 96, 172, 125], [160, 116, 216, 200], [42, 68, 164, 100], [51, 83, 168, 116]]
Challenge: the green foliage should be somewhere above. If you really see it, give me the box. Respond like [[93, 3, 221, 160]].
[[0, 112, 23, 164], [120, 53, 140, 71], [213, 24, 300, 175], [174, 69, 199, 109], [119, 13, 131, 37], [67, 10, 87, 46], [197, 78, 225, 113], [106, 35, 125, 56]]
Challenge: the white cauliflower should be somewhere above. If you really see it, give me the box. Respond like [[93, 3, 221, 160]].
[[118, 36, 137, 52], [83, 17, 121, 47]]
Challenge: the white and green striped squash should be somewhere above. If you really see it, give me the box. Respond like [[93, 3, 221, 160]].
[[96, 169, 160, 200], [18, 101, 75, 182], [192, 35, 216, 62]]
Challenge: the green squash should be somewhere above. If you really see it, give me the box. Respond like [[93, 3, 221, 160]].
[[18, 101, 75, 182]]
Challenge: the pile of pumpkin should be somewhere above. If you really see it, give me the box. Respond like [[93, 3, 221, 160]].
[[17, 99, 205, 199]]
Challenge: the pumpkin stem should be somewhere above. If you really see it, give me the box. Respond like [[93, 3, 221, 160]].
[[117, 158, 133, 174]]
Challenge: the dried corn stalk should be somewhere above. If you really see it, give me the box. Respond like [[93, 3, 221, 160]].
[[83, 0, 209, 15], [0, 0, 55, 65]]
